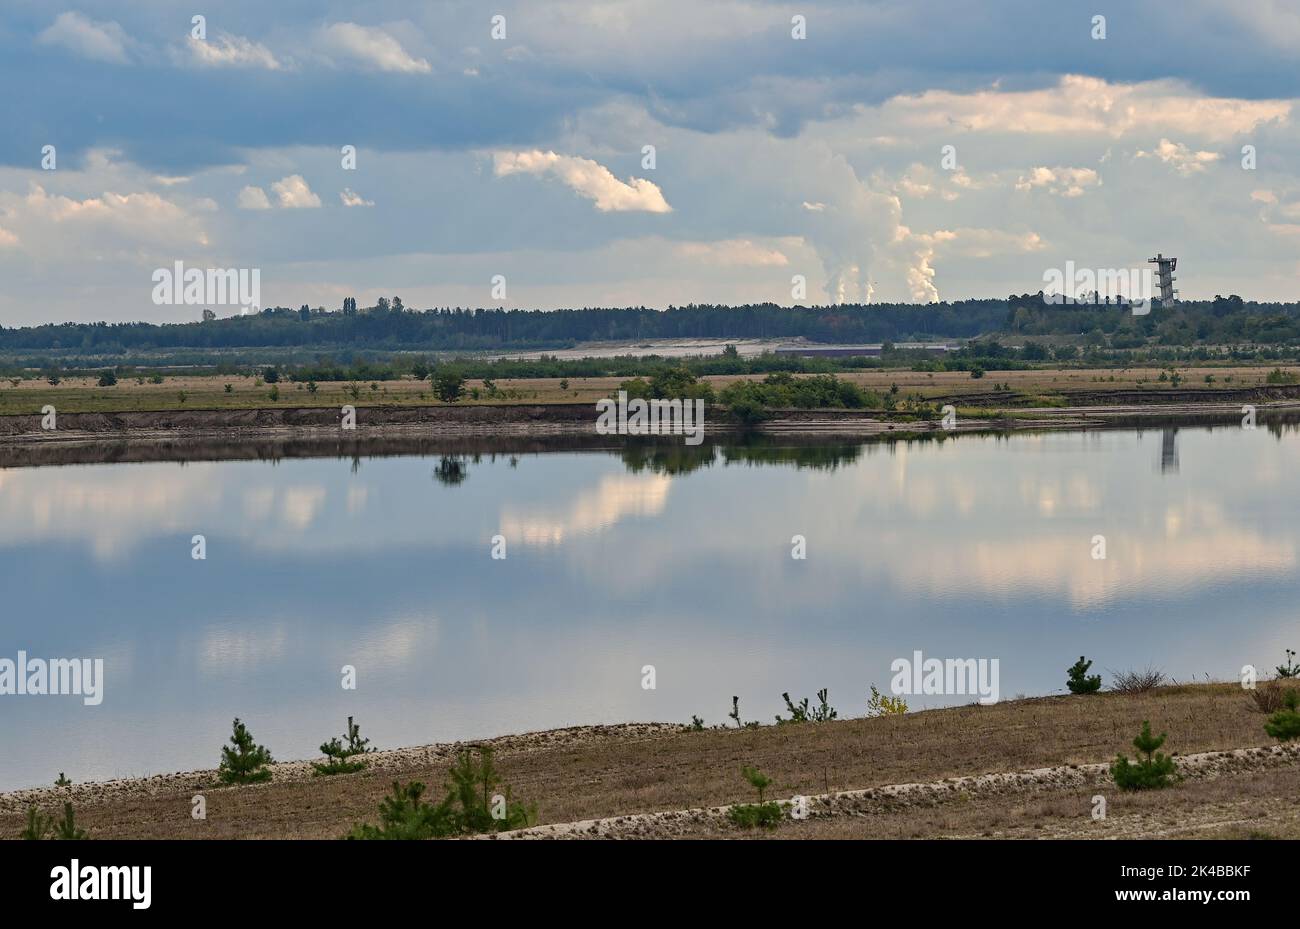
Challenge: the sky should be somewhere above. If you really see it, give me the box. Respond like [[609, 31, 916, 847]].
[[1, 0, 1298, 325]]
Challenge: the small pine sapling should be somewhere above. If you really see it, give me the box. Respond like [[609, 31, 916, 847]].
[[1111, 721, 1177, 790], [20, 807, 52, 840], [727, 766, 783, 829], [728, 695, 760, 729], [55, 772, 71, 787], [1264, 689, 1300, 741], [1067, 656, 1103, 694], [314, 716, 375, 776], [216, 717, 274, 785], [52, 803, 88, 840], [1277, 648, 1300, 679]]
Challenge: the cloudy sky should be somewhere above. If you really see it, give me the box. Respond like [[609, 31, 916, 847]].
[[1, 0, 1298, 325]]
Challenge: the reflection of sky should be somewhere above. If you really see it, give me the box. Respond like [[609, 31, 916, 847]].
[[2, 426, 1299, 790]]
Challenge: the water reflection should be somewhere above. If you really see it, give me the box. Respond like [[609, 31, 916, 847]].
[[2, 422, 1300, 790]]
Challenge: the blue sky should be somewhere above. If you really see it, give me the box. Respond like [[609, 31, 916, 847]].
[[1, 0, 1298, 324]]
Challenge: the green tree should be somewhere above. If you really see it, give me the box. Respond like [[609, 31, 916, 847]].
[[1265, 690, 1300, 741], [97, 370, 117, 387], [433, 370, 466, 403], [216, 718, 274, 785], [1066, 656, 1102, 694], [1111, 721, 1176, 790]]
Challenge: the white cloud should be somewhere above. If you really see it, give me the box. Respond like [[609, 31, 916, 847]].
[[0, 184, 208, 260], [675, 239, 788, 267], [340, 187, 374, 207], [183, 33, 282, 70], [270, 175, 322, 209], [1015, 165, 1101, 197], [317, 23, 431, 74], [885, 75, 1290, 142], [493, 150, 671, 212], [237, 186, 272, 210], [801, 200, 826, 211], [1135, 138, 1222, 176], [36, 12, 132, 64]]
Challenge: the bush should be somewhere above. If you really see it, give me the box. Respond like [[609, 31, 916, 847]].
[[97, 370, 117, 387], [866, 684, 908, 716], [348, 746, 535, 838], [263, 367, 280, 384], [775, 688, 837, 724], [727, 696, 760, 729], [216, 718, 274, 785], [1276, 648, 1300, 679], [1111, 721, 1177, 790], [433, 370, 466, 403], [21, 802, 87, 840], [1264, 690, 1300, 741], [313, 716, 375, 776], [1066, 656, 1102, 694], [728, 766, 782, 829], [683, 715, 705, 732], [1110, 667, 1166, 695], [727, 801, 783, 829]]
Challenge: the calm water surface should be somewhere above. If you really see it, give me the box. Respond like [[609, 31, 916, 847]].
[[2, 424, 1297, 790]]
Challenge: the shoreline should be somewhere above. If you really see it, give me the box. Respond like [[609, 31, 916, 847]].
[[5, 682, 1298, 839], [2, 398, 1297, 467]]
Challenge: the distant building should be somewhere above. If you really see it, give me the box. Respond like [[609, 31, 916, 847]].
[[774, 343, 953, 358]]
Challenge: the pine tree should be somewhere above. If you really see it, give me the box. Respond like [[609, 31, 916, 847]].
[[1265, 690, 1300, 741], [314, 716, 374, 776], [217, 718, 274, 785], [1067, 656, 1102, 694], [1111, 720, 1177, 790]]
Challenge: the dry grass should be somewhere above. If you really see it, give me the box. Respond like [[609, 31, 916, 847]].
[[0, 363, 1292, 416], [0, 682, 1280, 840]]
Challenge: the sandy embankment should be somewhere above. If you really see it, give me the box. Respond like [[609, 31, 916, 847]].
[[4, 683, 1298, 840]]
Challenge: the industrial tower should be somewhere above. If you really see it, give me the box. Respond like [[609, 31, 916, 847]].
[[1147, 254, 1177, 305]]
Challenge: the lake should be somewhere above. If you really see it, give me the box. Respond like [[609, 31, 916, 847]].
[[2, 422, 1297, 790]]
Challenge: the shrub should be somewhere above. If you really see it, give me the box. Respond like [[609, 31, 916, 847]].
[[149, 373, 164, 384], [268, 386, 279, 401], [866, 684, 908, 717], [306, 381, 318, 394], [1276, 648, 1300, 679], [433, 370, 466, 403], [216, 718, 274, 785], [55, 772, 71, 787], [727, 766, 782, 830], [728, 696, 760, 729], [314, 716, 374, 776], [1066, 656, 1102, 694], [97, 370, 117, 387], [348, 746, 534, 839], [263, 367, 280, 384], [347, 781, 455, 840], [683, 715, 705, 732], [224, 383, 233, 393], [1248, 683, 1294, 714], [1111, 721, 1177, 790], [1110, 667, 1166, 695], [775, 688, 837, 724], [1264, 690, 1300, 742], [969, 366, 985, 379], [21, 802, 87, 840]]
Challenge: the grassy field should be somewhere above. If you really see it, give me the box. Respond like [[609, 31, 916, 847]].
[[5, 681, 1297, 839], [1, 364, 1295, 415]]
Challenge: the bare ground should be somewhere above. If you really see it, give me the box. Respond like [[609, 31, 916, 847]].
[[3, 682, 1295, 840]]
